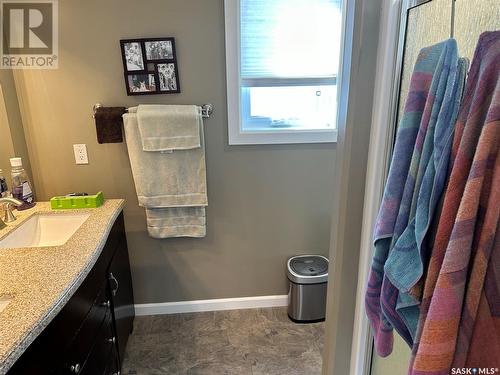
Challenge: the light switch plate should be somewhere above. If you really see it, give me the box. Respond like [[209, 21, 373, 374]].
[[73, 144, 89, 164]]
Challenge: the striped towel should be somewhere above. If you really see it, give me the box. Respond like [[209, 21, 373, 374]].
[[365, 39, 458, 356], [384, 50, 467, 340], [381, 40, 462, 343], [409, 30, 500, 375]]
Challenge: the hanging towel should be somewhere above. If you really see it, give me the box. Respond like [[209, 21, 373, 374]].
[[382, 41, 462, 342], [94, 106, 127, 143], [365, 39, 459, 357], [123, 107, 208, 238], [137, 104, 201, 152], [146, 207, 206, 238], [408, 66, 470, 373], [410, 31, 500, 375], [383, 52, 467, 339], [124, 107, 207, 208], [406, 57, 468, 297]]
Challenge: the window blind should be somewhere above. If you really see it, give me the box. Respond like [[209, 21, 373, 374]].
[[240, 0, 342, 79]]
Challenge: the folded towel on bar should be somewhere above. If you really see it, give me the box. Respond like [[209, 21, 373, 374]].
[[124, 107, 207, 208], [365, 39, 460, 357], [146, 207, 206, 238], [137, 104, 201, 152], [123, 106, 208, 238], [409, 30, 500, 375]]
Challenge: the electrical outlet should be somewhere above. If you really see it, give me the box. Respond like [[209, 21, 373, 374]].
[[73, 144, 89, 165]]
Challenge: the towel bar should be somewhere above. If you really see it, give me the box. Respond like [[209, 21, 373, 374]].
[[93, 103, 214, 119]]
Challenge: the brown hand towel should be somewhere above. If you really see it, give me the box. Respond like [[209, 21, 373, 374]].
[[95, 107, 127, 144]]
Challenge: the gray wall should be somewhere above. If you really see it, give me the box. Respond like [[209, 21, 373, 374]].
[[13, 0, 336, 303]]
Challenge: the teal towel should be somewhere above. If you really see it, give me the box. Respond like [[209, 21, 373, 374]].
[[366, 39, 458, 356], [382, 39, 461, 344], [385, 50, 468, 339]]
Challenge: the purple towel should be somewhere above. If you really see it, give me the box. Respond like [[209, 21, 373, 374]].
[[365, 40, 459, 356], [384, 49, 467, 340], [409, 30, 500, 375]]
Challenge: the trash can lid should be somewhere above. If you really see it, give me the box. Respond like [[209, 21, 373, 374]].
[[287, 255, 329, 284]]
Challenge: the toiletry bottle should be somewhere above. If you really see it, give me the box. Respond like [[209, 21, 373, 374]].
[[10, 157, 36, 210], [0, 169, 9, 198]]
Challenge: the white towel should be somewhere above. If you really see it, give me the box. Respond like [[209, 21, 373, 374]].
[[123, 107, 208, 238], [124, 108, 207, 207], [146, 207, 206, 238], [137, 104, 201, 152]]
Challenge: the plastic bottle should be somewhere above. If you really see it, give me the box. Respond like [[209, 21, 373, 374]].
[[10, 157, 36, 210], [0, 169, 9, 198]]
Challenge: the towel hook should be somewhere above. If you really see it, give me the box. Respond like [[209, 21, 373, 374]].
[[450, 0, 456, 38]]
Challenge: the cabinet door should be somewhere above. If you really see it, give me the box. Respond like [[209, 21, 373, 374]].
[[78, 313, 115, 375], [102, 347, 120, 375], [108, 237, 135, 365]]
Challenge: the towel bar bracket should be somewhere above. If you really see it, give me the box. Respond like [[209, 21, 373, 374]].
[[201, 104, 214, 118]]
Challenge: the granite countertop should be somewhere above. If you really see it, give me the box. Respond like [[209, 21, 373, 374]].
[[0, 199, 125, 374]]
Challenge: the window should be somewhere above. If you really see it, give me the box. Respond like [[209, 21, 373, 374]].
[[225, 0, 343, 145]]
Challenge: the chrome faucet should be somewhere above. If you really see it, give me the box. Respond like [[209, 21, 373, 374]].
[[0, 197, 24, 228]]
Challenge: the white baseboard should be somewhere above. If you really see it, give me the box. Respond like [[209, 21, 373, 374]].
[[134, 295, 289, 316]]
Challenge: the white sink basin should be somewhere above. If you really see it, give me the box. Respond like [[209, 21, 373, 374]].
[[0, 213, 90, 249]]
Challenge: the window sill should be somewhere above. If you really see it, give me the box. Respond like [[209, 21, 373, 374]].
[[228, 129, 338, 145]]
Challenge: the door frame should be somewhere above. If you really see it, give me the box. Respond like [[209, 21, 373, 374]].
[[347, 1, 432, 374]]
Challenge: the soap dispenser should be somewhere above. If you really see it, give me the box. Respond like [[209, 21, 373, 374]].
[[10, 157, 35, 210]]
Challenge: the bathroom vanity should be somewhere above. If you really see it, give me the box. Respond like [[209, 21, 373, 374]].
[[0, 200, 134, 375]]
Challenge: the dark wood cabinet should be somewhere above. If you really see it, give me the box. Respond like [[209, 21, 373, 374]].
[[8, 212, 134, 375], [108, 237, 135, 364]]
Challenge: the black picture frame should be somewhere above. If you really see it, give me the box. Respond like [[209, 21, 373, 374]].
[[119, 37, 180, 96]]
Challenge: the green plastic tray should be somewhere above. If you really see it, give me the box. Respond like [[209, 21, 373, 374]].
[[50, 192, 104, 209]]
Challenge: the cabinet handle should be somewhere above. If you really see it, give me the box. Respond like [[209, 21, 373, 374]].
[[109, 272, 119, 296], [108, 336, 116, 344], [101, 300, 111, 308], [70, 363, 81, 373]]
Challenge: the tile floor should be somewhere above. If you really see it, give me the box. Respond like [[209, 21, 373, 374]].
[[122, 307, 324, 375]]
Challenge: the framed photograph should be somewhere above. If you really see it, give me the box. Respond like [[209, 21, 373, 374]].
[[144, 39, 175, 61], [157, 63, 180, 93], [121, 42, 145, 71], [125, 73, 157, 95], [120, 37, 180, 96]]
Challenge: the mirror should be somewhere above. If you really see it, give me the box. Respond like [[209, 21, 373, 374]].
[[0, 84, 15, 172], [0, 71, 32, 183]]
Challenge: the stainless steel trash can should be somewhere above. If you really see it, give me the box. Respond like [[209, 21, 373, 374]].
[[287, 255, 329, 322]]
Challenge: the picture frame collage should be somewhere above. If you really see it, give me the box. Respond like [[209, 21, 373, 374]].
[[120, 37, 181, 96]]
